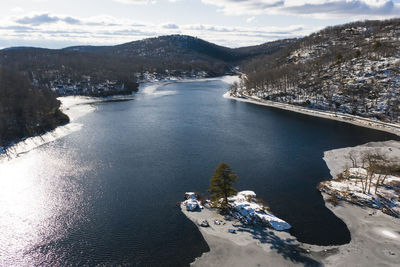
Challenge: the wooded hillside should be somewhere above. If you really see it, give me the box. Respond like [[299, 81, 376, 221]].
[[0, 67, 69, 147], [233, 19, 400, 123]]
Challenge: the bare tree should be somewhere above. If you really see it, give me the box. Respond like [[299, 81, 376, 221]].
[[361, 151, 387, 194]]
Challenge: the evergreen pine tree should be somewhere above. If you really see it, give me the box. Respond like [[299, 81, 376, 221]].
[[207, 162, 238, 210]]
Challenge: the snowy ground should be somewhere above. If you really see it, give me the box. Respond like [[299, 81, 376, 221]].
[[319, 141, 400, 265], [322, 197, 400, 267], [182, 191, 291, 231], [319, 168, 400, 217], [323, 140, 400, 178], [182, 192, 400, 266], [321, 140, 400, 215], [228, 191, 291, 231], [181, 202, 318, 267]]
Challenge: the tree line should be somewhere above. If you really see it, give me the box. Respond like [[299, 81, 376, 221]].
[[0, 67, 69, 147]]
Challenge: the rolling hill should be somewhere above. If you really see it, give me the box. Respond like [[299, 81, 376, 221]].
[[232, 18, 400, 123]]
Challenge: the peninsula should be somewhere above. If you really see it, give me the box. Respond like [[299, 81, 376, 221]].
[[181, 152, 400, 266]]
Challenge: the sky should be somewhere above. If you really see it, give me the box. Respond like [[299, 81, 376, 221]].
[[0, 0, 399, 49]]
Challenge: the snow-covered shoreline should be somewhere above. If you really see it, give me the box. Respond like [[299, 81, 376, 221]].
[[323, 140, 400, 178], [0, 95, 119, 160], [318, 141, 400, 265], [321, 140, 400, 217], [224, 93, 400, 137]]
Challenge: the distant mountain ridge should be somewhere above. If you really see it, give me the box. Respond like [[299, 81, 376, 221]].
[[0, 35, 295, 89], [2, 46, 41, 50], [62, 35, 295, 63]]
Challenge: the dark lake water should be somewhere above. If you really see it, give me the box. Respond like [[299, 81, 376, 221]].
[[0, 78, 399, 266]]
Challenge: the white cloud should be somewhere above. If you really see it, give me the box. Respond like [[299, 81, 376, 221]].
[[16, 14, 81, 26], [162, 23, 180, 29], [11, 7, 24, 14], [0, 13, 317, 48], [201, 0, 400, 18], [246, 16, 256, 23], [202, 0, 284, 15], [112, 0, 156, 4]]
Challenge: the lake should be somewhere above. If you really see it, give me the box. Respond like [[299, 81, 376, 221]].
[[0, 77, 398, 266]]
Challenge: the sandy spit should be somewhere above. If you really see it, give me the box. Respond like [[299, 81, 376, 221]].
[[182, 199, 400, 266], [181, 203, 321, 267], [322, 198, 400, 267]]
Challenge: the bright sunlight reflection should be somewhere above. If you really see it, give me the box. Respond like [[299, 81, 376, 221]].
[[0, 147, 91, 265]]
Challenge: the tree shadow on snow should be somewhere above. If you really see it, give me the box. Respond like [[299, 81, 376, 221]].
[[226, 218, 322, 266]]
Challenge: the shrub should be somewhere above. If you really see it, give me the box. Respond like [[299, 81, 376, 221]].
[[326, 194, 339, 206]]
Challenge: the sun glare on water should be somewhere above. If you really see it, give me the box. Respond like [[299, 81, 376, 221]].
[[0, 147, 91, 265]]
